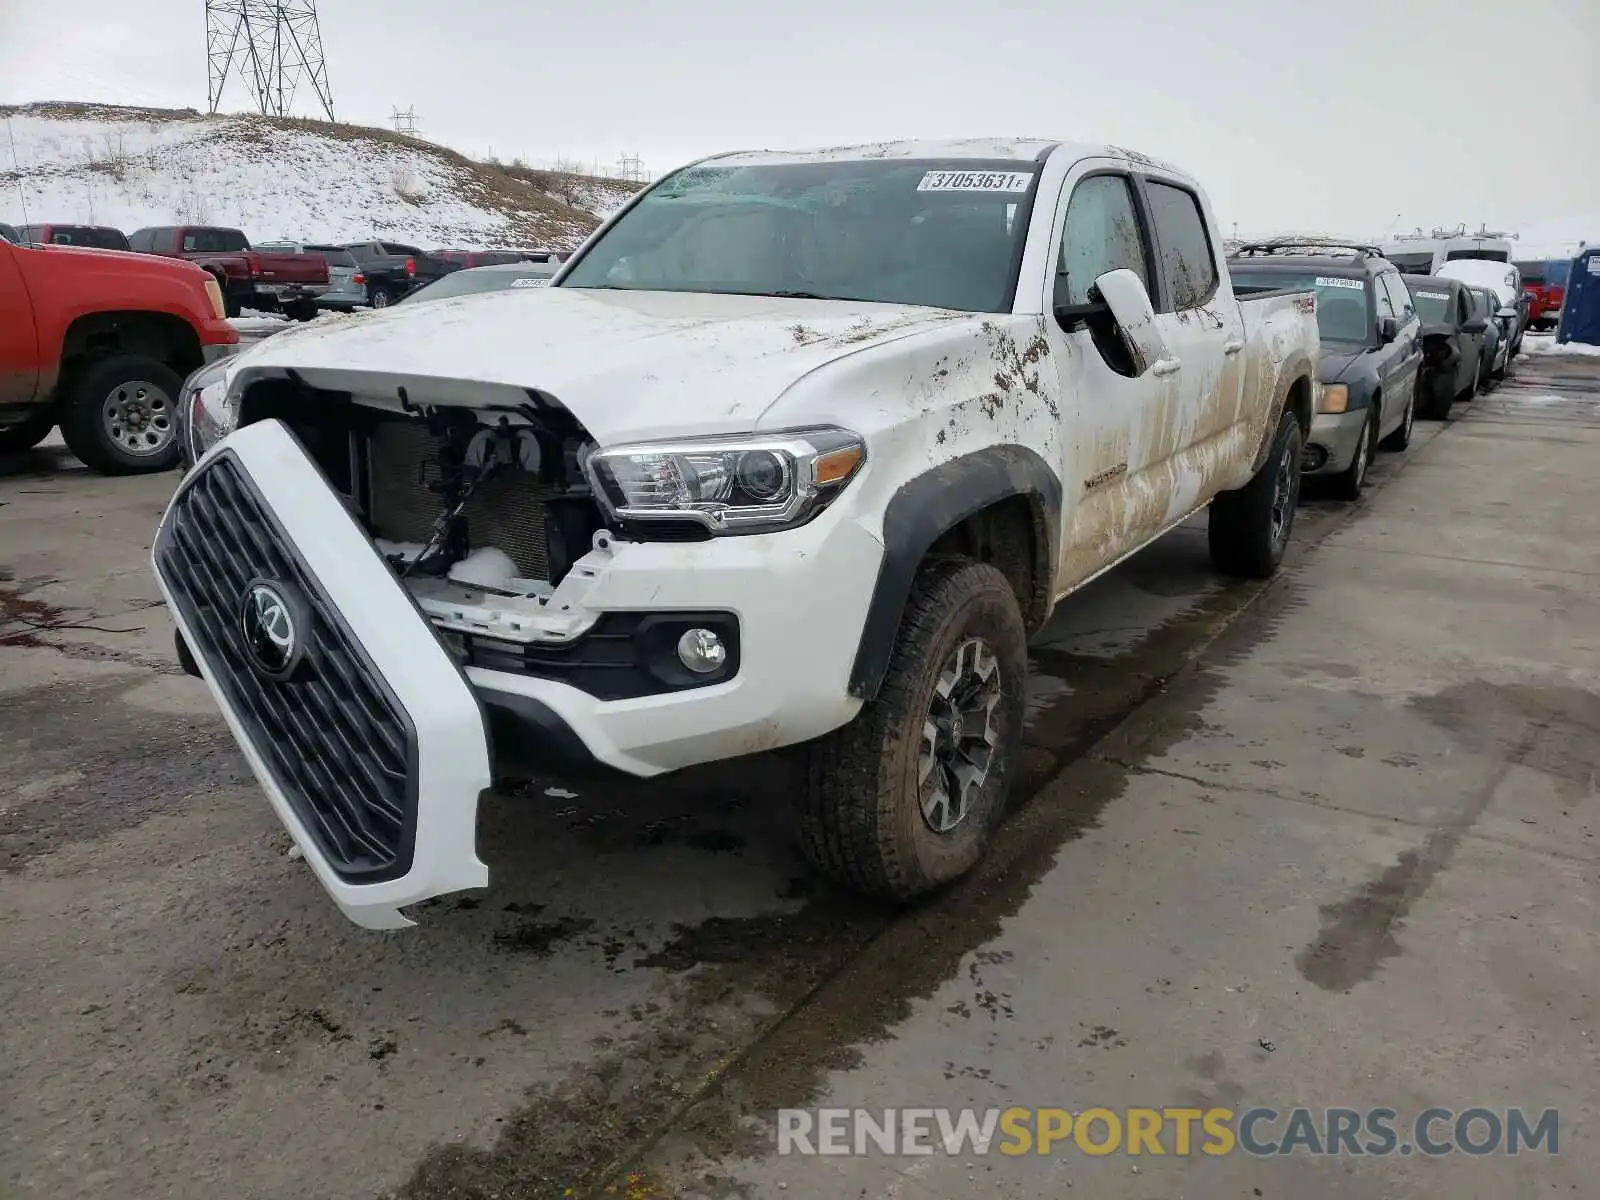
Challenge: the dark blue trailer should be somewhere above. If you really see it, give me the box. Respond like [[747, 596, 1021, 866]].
[[1555, 246, 1600, 346]]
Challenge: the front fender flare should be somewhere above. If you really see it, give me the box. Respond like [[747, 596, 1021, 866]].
[[847, 444, 1061, 701]]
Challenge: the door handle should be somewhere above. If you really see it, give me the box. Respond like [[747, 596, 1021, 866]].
[[1223, 339, 1245, 355], [1151, 358, 1182, 377]]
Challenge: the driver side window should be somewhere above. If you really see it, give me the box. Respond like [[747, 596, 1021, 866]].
[[1055, 174, 1150, 309]]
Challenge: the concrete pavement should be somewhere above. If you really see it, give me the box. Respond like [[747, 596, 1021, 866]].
[[621, 351, 1600, 1197]]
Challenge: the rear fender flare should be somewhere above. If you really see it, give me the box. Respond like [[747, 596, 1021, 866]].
[[1249, 356, 1314, 477]]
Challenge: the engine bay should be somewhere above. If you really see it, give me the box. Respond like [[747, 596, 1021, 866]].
[[235, 373, 618, 642]]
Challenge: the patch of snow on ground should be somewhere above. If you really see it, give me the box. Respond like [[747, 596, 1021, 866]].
[[1, 106, 615, 249], [1528, 339, 1600, 357]]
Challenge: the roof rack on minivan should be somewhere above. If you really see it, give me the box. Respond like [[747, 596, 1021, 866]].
[[1232, 239, 1382, 260]]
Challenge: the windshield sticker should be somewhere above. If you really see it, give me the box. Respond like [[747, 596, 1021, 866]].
[[1314, 276, 1365, 291], [917, 170, 1033, 194], [509, 277, 550, 288], [1417, 290, 1450, 301]]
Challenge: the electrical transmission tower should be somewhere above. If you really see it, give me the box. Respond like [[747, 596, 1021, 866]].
[[616, 153, 646, 183], [391, 106, 420, 136], [206, 1, 336, 123]]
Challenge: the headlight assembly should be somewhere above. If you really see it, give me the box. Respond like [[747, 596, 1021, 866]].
[[585, 427, 866, 534], [178, 358, 239, 469], [1318, 383, 1349, 414]]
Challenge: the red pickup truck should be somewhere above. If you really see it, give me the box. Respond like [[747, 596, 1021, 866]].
[[128, 225, 329, 320], [0, 238, 238, 473]]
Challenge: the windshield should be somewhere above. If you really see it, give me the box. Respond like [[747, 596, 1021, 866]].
[[1547, 259, 1571, 286], [402, 267, 554, 304], [1409, 284, 1454, 324], [560, 158, 1041, 312], [1231, 270, 1371, 342], [1515, 260, 1546, 285]]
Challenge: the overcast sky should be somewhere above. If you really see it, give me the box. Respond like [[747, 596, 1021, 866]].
[[2, 0, 1595, 239]]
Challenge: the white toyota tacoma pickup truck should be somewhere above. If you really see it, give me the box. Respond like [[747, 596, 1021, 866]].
[[156, 138, 1320, 928]]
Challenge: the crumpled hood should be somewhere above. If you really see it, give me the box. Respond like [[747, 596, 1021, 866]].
[[1317, 345, 1366, 384], [235, 287, 977, 443]]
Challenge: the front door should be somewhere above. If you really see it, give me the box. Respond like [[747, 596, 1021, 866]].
[[0, 243, 40, 410], [1041, 167, 1164, 592], [1375, 270, 1422, 434]]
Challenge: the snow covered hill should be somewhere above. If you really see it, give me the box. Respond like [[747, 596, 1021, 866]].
[[0, 102, 642, 249]]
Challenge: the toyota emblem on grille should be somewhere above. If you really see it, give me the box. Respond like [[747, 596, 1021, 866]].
[[239, 579, 307, 680]]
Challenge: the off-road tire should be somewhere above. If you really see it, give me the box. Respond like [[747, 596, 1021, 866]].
[[798, 559, 1027, 901], [1209, 408, 1302, 579], [58, 355, 184, 475], [285, 299, 318, 322], [1329, 408, 1374, 501], [1381, 391, 1414, 450], [0, 407, 57, 453]]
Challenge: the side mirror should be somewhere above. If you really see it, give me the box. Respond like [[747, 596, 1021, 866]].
[[1462, 317, 1487, 334], [1090, 268, 1169, 376], [1497, 305, 1518, 320], [1378, 316, 1399, 344]]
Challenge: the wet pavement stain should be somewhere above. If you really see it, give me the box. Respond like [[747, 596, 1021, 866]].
[[1296, 679, 1592, 992], [491, 910, 596, 957]]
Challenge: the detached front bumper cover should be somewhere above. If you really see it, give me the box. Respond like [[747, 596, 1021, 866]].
[[151, 419, 493, 928]]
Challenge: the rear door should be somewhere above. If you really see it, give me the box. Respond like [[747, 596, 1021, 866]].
[[1135, 176, 1244, 524], [1042, 166, 1164, 589]]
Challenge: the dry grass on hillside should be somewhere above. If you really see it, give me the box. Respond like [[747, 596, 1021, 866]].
[[0, 101, 635, 245]]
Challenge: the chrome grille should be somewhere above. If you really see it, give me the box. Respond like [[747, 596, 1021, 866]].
[[365, 420, 560, 580]]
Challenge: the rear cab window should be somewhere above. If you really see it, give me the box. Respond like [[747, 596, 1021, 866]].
[[181, 228, 249, 253], [380, 243, 423, 257], [308, 245, 358, 267], [1142, 180, 1217, 310]]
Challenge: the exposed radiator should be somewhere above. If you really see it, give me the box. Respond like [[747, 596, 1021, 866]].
[[366, 419, 562, 581]]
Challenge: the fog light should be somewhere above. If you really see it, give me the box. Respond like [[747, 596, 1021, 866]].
[[676, 628, 727, 674]]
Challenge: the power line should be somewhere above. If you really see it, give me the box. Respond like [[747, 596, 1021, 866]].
[[206, 1, 335, 122]]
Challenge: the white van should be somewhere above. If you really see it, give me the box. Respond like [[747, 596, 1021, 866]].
[[1381, 231, 1515, 276]]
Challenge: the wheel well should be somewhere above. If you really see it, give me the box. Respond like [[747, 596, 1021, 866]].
[[1287, 374, 1313, 437], [925, 494, 1050, 633], [59, 311, 203, 386]]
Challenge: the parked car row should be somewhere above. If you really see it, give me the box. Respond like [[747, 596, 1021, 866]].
[[1225, 236, 1525, 500], [0, 218, 567, 316]]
